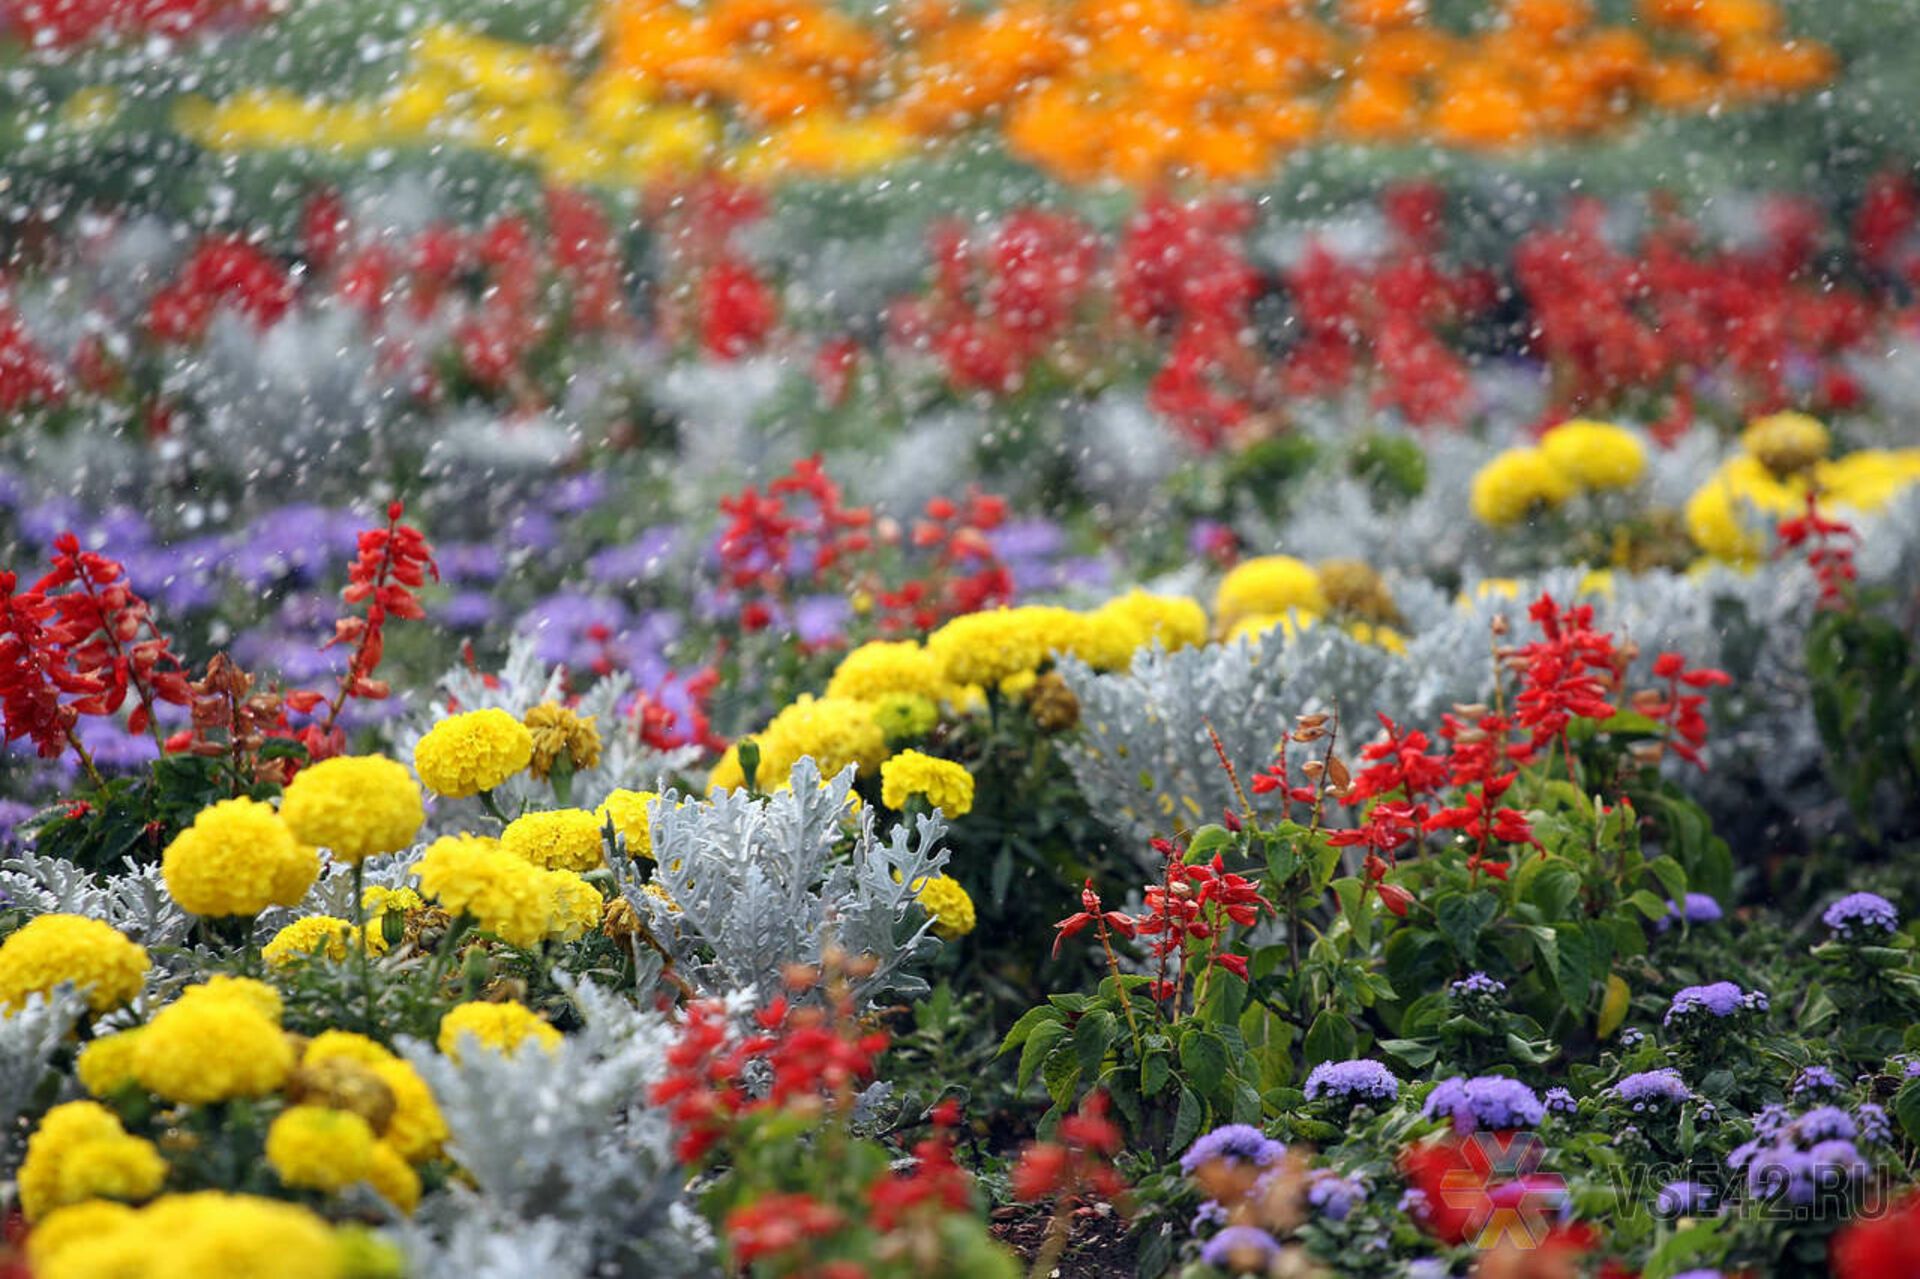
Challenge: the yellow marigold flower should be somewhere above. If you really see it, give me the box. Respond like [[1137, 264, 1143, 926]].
[[76, 1029, 146, 1097], [177, 973, 283, 1022], [263, 916, 360, 968], [278, 755, 424, 863], [303, 1030, 396, 1068], [999, 669, 1038, 698], [412, 708, 534, 799], [707, 745, 747, 793], [1469, 578, 1523, 603], [1344, 621, 1409, 655], [0, 914, 148, 1015], [19, 1101, 162, 1221], [1684, 457, 1802, 561], [545, 869, 605, 943], [1539, 419, 1648, 490], [880, 750, 975, 817], [1054, 608, 1148, 671], [266, 1105, 377, 1195], [502, 808, 606, 871], [926, 607, 1054, 687], [872, 692, 939, 741], [369, 1059, 447, 1163], [1213, 556, 1329, 633], [412, 834, 557, 947], [912, 874, 976, 939], [1225, 612, 1316, 645], [1578, 568, 1617, 597], [825, 640, 948, 702], [594, 789, 660, 860], [364, 1140, 421, 1214], [361, 886, 424, 943], [523, 702, 603, 782], [1316, 559, 1399, 622], [1096, 590, 1207, 651], [133, 991, 293, 1104], [748, 695, 888, 789], [1742, 410, 1830, 476], [25, 1200, 136, 1267], [1816, 449, 1920, 513], [1469, 447, 1576, 527], [437, 1000, 563, 1061], [32, 1191, 341, 1279], [162, 797, 319, 918]]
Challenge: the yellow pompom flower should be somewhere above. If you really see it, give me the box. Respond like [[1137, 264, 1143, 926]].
[[761, 695, 889, 783], [162, 797, 319, 917], [1539, 419, 1648, 490], [1213, 556, 1329, 633], [0, 914, 149, 1014], [707, 745, 748, 793], [369, 1059, 448, 1163], [1469, 447, 1576, 527], [1742, 410, 1830, 476], [1344, 621, 1409, 655], [545, 869, 605, 943], [266, 1105, 378, 1195], [19, 1101, 165, 1221], [880, 750, 976, 817], [1054, 608, 1149, 671], [1225, 612, 1315, 645], [25, 1200, 136, 1268], [523, 702, 603, 782], [825, 640, 949, 702], [1684, 457, 1803, 561], [1816, 448, 1920, 513], [278, 755, 424, 863], [1096, 590, 1208, 651], [502, 808, 606, 871], [76, 1028, 145, 1097], [912, 874, 977, 940], [925, 607, 1056, 687], [364, 1141, 421, 1214], [437, 1000, 563, 1061], [132, 991, 293, 1104], [31, 1191, 343, 1279], [303, 1030, 396, 1069], [412, 708, 534, 798], [177, 973, 283, 1022], [872, 692, 939, 741], [594, 789, 661, 860], [263, 916, 360, 968], [412, 835, 555, 947]]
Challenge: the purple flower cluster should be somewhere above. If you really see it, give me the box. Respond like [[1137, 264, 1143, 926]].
[[1655, 893, 1725, 933], [1791, 1066, 1842, 1098], [1822, 891, 1899, 939], [1610, 1069, 1692, 1111], [1544, 1086, 1578, 1116], [1654, 1181, 1714, 1216], [1199, 1226, 1282, 1271], [1858, 1104, 1893, 1145], [1423, 1076, 1546, 1133], [1304, 1059, 1400, 1105], [1180, 1125, 1286, 1176], [1664, 982, 1767, 1027], [1305, 1170, 1369, 1222], [1449, 971, 1508, 1001], [1732, 1105, 1874, 1206]]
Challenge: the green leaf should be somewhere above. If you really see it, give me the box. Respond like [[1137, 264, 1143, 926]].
[[1075, 1010, 1119, 1078], [1179, 1029, 1231, 1101], [1000, 1005, 1065, 1055], [1378, 1037, 1437, 1068], [1141, 1052, 1171, 1097], [1302, 1010, 1356, 1068], [1171, 1085, 1202, 1152], [1042, 1044, 1082, 1108], [1625, 889, 1670, 921], [1645, 856, 1688, 901], [1436, 892, 1499, 963], [1185, 825, 1235, 862], [1894, 1078, 1920, 1143], [1018, 1019, 1069, 1092]]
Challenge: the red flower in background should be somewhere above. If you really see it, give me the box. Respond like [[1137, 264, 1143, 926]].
[[146, 235, 293, 343]]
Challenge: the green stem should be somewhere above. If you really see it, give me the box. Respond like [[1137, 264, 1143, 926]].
[[477, 788, 511, 827], [351, 859, 374, 1035]]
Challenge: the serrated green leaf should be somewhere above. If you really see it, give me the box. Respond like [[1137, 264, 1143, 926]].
[[1018, 1019, 1069, 1092]]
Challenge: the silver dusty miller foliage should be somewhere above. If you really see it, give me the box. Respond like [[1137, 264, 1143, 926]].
[[0, 849, 194, 951], [396, 973, 714, 1279], [0, 989, 84, 1175], [613, 758, 949, 1008]]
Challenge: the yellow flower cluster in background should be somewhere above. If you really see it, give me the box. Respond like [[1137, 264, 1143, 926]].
[[1684, 416, 1920, 562], [1213, 554, 1409, 653], [413, 708, 534, 800], [881, 749, 976, 817], [173, 0, 1833, 189], [0, 914, 149, 1015], [412, 834, 602, 947], [280, 756, 424, 864], [1470, 420, 1646, 529], [26, 1190, 379, 1279], [162, 796, 320, 918], [17, 1100, 167, 1222], [438, 998, 564, 1060]]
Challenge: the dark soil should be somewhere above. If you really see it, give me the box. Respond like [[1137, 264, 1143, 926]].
[[990, 1201, 1138, 1277]]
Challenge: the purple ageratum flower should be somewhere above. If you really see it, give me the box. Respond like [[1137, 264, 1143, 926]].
[[1199, 1226, 1282, 1271], [0, 799, 36, 848], [1611, 1069, 1692, 1111], [1450, 972, 1507, 1000], [1619, 1027, 1647, 1049], [437, 542, 506, 585], [1180, 1124, 1286, 1176], [1306, 1170, 1368, 1222], [549, 472, 609, 515], [586, 527, 680, 587], [1190, 1199, 1229, 1232], [435, 590, 500, 630], [1858, 1104, 1893, 1145], [1655, 1180, 1714, 1216], [1792, 1106, 1859, 1143], [1823, 892, 1899, 940], [1304, 1059, 1400, 1105], [1422, 1076, 1545, 1133], [1656, 892, 1725, 933], [1792, 1066, 1843, 1098], [1544, 1087, 1577, 1116], [1664, 982, 1767, 1027], [1753, 1104, 1793, 1139]]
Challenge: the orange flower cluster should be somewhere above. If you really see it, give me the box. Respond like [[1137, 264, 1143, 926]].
[[603, 0, 1833, 185]]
